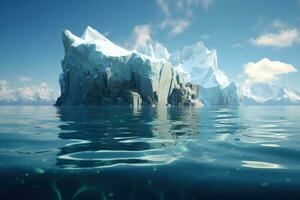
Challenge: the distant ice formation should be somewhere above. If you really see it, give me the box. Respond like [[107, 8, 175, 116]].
[[169, 42, 239, 106], [240, 83, 300, 105]]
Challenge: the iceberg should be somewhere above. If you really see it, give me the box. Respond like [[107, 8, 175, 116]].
[[55, 26, 202, 107], [135, 41, 170, 61], [240, 83, 300, 105], [170, 42, 240, 106], [263, 87, 300, 105], [240, 83, 276, 104], [200, 82, 240, 106]]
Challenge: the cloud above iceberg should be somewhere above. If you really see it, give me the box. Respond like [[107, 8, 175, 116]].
[[132, 25, 152, 49], [129, 24, 170, 60], [156, 0, 213, 36], [243, 58, 297, 84], [161, 18, 190, 37]]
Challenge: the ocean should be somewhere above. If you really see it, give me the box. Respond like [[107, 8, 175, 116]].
[[0, 106, 300, 199]]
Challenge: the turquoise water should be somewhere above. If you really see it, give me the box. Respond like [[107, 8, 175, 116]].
[[0, 106, 300, 199]]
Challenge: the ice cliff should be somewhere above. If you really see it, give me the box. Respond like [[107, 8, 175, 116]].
[[55, 27, 202, 107]]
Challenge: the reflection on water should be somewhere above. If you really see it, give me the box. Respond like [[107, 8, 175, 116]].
[[0, 106, 300, 171], [56, 106, 199, 168], [40, 106, 299, 171], [242, 161, 284, 169]]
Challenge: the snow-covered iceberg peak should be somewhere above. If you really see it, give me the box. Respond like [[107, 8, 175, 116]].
[[62, 30, 82, 51], [62, 26, 131, 57], [82, 26, 109, 42], [170, 42, 229, 89]]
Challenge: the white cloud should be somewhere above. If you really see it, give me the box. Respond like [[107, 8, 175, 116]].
[[157, 0, 170, 16], [14, 76, 32, 82], [129, 24, 170, 60], [251, 20, 300, 48], [175, 0, 213, 11], [132, 25, 152, 49], [36, 82, 56, 101], [240, 58, 298, 101], [0, 80, 17, 101], [161, 18, 190, 36], [17, 87, 35, 101], [156, 0, 213, 36], [251, 29, 300, 48], [17, 82, 58, 101], [0, 80, 58, 104], [243, 58, 297, 84]]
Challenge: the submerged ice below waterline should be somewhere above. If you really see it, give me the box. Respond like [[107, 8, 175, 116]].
[[0, 106, 300, 199]]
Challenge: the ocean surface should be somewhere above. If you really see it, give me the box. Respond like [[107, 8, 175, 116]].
[[0, 106, 300, 200]]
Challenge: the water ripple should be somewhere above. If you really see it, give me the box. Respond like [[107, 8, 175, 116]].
[[242, 160, 284, 169], [0, 106, 300, 172]]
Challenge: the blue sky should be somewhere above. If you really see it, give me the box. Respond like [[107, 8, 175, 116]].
[[0, 0, 300, 99]]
